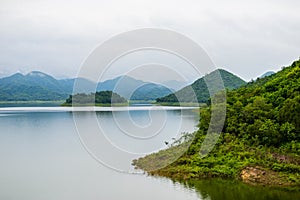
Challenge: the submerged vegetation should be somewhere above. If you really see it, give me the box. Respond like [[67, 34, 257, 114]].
[[134, 59, 300, 188]]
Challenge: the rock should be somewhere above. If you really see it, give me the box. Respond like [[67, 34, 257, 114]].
[[240, 166, 293, 186], [240, 166, 266, 184]]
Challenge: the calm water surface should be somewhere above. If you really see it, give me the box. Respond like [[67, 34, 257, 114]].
[[0, 106, 299, 200]]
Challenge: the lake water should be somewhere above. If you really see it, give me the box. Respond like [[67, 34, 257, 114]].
[[0, 106, 299, 200]]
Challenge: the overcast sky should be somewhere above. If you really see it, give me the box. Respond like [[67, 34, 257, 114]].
[[0, 0, 299, 81]]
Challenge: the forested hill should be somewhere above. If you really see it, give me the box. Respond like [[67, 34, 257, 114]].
[[156, 69, 246, 103], [216, 59, 300, 147], [134, 59, 300, 187]]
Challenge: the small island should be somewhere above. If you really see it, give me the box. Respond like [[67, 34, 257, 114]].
[[62, 90, 128, 106]]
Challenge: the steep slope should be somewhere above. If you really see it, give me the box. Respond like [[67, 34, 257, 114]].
[[134, 59, 300, 187], [156, 69, 246, 103]]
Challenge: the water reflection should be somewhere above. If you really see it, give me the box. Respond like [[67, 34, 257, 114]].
[[181, 179, 300, 200], [0, 108, 298, 200], [0, 108, 201, 200]]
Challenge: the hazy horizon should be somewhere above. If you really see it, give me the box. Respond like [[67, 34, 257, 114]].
[[0, 66, 273, 84]]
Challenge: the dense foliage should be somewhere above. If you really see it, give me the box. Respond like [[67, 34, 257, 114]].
[[156, 69, 246, 103], [134, 60, 300, 187], [222, 60, 300, 147], [64, 91, 127, 105]]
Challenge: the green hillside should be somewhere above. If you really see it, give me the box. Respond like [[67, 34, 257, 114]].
[[156, 69, 246, 103], [134, 59, 300, 188]]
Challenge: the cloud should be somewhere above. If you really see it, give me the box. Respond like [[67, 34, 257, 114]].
[[0, 0, 299, 81]]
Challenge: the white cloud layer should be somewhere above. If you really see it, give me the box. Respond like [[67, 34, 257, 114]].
[[0, 0, 299, 81]]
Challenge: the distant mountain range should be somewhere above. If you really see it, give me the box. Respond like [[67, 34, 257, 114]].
[[156, 69, 246, 103], [260, 71, 275, 78], [0, 71, 175, 101], [97, 76, 174, 101], [0, 71, 70, 101], [162, 80, 187, 91], [0, 69, 250, 102]]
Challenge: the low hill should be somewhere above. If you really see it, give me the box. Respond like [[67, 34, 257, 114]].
[[156, 69, 246, 103], [63, 91, 127, 106]]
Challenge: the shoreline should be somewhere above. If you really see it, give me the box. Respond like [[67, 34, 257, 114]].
[[134, 162, 300, 191], [132, 134, 300, 191]]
